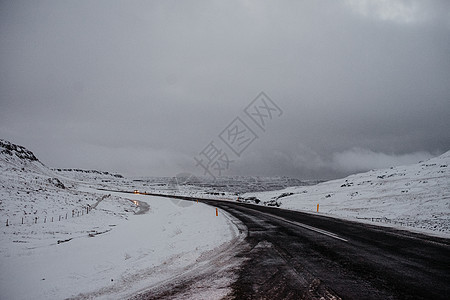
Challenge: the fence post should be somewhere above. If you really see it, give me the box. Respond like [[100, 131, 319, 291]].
[[52, 217, 53, 222], [6, 219, 8, 226], [59, 215, 61, 221], [22, 217, 24, 224], [66, 213, 67, 219], [44, 217, 46, 223]]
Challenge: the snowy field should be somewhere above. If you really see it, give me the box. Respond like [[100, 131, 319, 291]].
[[0, 190, 239, 300], [240, 151, 450, 237], [0, 140, 240, 299]]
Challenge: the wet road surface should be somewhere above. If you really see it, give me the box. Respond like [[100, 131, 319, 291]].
[[201, 200, 450, 300]]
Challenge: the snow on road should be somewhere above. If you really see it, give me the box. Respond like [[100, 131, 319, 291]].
[[0, 192, 239, 300]]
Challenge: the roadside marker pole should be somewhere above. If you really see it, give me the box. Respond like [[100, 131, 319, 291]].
[[317, 204, 319, 212], [216, 208, 218, 216]]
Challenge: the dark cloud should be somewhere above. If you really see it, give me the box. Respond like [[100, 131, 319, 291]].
[[1, 0, 449, 179]]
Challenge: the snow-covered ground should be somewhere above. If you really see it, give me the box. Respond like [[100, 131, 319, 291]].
[[2, 138, 449, 298], [241, 151, 450, 237], [1, 192, 239, 300], [0, 140, 241, 299]]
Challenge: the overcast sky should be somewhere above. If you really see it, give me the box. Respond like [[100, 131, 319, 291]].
[[1, 0, 449, 180]]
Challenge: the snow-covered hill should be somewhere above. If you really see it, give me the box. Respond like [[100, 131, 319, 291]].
[[242, 151, 450, 236], [0, 139, 137, 226], [0, 140, 239, 299], [0, 139, 53, 176]]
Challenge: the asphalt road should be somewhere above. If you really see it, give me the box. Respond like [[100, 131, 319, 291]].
[[102, 190, 450, 299], [200, 199, 450, 300]]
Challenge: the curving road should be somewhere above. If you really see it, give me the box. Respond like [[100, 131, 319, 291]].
[[200, 199, 450, 300], [102, 190, 450, 299]]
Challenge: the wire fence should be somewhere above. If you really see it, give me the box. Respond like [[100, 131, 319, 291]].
[[4, 205, 93, 227]]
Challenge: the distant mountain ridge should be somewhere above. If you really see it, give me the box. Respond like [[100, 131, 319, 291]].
[[53, 168, 124, 178]]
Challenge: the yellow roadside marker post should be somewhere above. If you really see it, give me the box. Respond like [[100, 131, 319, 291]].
[[216, 208, 218, 216], [317, 203, 319, 212]]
